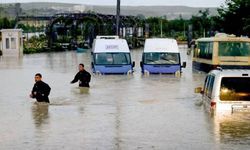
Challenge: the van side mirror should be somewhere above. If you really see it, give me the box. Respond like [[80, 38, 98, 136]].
[[140, 61, 143, 68], [195, 87, 204, 94], [182, 62, 187, 68], [91, 62, 94, 69], [132, 61, 135, 68]]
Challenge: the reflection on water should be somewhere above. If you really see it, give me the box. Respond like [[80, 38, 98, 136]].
[[0, 48, 250, 149], [0, 56, 23, 69], [212, 113, 250, 145], [32, 103, 49, 128], [71, 87, 90, 95]]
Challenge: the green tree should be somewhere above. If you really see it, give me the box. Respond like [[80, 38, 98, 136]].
[[217, 0, 250, 36], [190, 9, 212, 38], [2, 17, 11, 28]]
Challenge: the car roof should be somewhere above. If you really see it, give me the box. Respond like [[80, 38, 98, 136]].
[[209, 69, 250, 78], [144, 38, 179, 53]]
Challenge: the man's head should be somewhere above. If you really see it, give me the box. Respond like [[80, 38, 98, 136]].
[[35, 73, 42, 82], [79, 64, 85, 71]]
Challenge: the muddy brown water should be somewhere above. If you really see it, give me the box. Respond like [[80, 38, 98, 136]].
[[0, 47, 250, 150]]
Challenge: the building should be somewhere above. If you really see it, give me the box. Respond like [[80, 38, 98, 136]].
[[0, 29, 23, 57]]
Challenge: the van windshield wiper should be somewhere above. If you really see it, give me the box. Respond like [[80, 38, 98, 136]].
[[146, 58, 155, 62], [160, 57, 177, 64]]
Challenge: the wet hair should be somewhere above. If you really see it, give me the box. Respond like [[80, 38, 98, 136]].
[[35, 73, 42, 78], [79, 64, 84, 67]]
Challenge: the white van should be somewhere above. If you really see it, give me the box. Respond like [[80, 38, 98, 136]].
[[195, 69, 250, 114], [91, 36, 134, 74], [140, 38, 186, 74]]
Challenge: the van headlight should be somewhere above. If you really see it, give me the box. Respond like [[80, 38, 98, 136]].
[[95, 71, 102, 75], [127, 70, 133, 75], [144, 70, 150, 76], [175, 71, 181, 77]]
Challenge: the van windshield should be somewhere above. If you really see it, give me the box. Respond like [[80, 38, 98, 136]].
[[220, 77, 250, 101], [144, 53, 180, 65], [94, 53, 131, 65]]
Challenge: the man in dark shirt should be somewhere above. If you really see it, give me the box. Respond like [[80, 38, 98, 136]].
[[30, 73, 51, 103], [71, 64, 91, 87]]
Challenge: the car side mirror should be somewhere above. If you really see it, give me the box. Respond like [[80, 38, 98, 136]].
[[140, 61, 143, 68], [195, 87, 203, 94], [182, 62, 187, 68], [132, 61, 135, 68]]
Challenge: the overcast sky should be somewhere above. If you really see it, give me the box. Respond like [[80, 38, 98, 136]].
[[1, 0, 225, 7]]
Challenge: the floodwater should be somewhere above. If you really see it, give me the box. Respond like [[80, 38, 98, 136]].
[[0, 47, 250, 150]]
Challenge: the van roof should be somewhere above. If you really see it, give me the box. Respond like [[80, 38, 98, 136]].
[[92, 39, 130, 53], [209, 69, 250, 78], [96, 35, 119, 39], [144, 38, 179, 53]]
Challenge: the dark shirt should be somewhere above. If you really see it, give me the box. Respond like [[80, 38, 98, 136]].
[[71, 70, 91, 87], [31, 81, 51, 103]]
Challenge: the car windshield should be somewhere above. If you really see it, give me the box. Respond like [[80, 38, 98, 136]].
[[219, 42, 250, 56], [94, 53, 131, 65], [144, 52, 180, 65], [220, 77, 250, 101]]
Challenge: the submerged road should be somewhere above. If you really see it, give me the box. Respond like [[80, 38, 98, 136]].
[[0, 47, 250, 150]]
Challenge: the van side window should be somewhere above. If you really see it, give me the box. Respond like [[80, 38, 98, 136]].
[[204, 75, 210, 95], [203, 75, 215, 98], [207, 76, 215, 98], [195, 42, 213, 59]]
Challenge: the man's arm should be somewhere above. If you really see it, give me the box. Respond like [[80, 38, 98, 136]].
[[71, 72, 79, 84], [43, 84, 51, 97], [87, 72, 91, 83], [30, 84, 37, 98]]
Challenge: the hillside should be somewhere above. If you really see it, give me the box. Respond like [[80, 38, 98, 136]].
[[0, 2, 218, 19]]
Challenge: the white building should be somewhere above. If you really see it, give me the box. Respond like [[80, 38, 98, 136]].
[[0, 29, 23, 57]]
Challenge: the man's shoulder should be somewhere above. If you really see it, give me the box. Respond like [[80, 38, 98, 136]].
[[84, 70, 91, 75], [40, 81, 50, 87], [81, 70, 91, 75]]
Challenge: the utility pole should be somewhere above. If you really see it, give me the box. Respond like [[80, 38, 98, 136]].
[[183, 22, 185, 37], [116, 0, 120, 36], [160, 19, 163, 38]]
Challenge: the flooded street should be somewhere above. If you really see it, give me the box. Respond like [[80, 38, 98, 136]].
[[0, 47, 250, 150]]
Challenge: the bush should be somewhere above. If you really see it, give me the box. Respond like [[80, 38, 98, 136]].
[[23, 35, 47, 54]]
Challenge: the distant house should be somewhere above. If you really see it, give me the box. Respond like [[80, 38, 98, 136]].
[[0, 29, 23, 57]]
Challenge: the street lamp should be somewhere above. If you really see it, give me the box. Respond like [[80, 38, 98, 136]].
[[116, 0, 120, 36]]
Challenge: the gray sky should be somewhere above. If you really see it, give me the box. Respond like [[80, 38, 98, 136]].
[[1, 0, 225, 7]]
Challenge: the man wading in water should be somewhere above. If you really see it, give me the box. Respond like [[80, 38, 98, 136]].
[[30, 73, 51, 103], [71, 64, 91, 87]]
